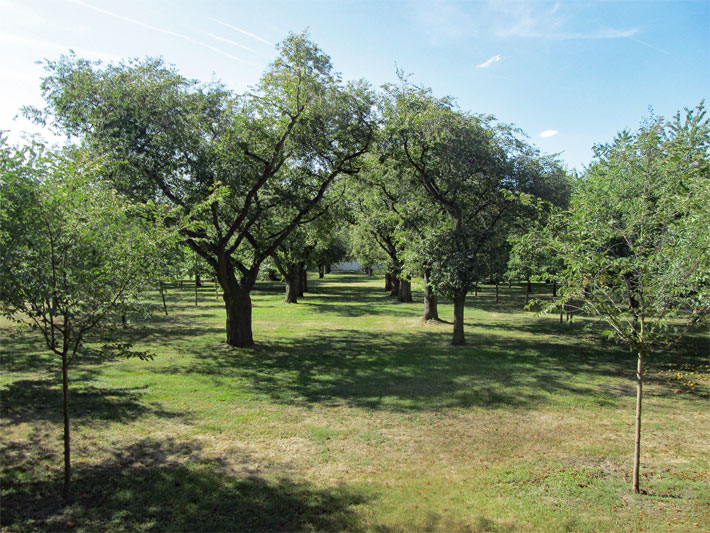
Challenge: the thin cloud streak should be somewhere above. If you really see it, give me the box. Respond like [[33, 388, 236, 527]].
[[68, 0, 246, 63], [214, 20, 275, 47], [477, 54, 501, 68], [207, 33, 256, 53], [540, 130, 558, 138]]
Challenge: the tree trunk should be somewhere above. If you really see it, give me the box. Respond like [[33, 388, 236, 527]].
[[195, 272, 202, 287], [194, 278, 198, 306], [159, 281, 168, 315], [495, 282, 499, 303], [552, 279, 557, 298], [325, 264, 331, 274], [389, 275, 400, 297], [61, 350, 71, 502], [423, 269, 439, 321], [218, 258, 255, 347], [224, 288, 254, 346], [384, 272, 392, 292], [633, 350, 644, 494], [318, 265, 325, 279], [526, 278, 531, 304], [300, 264, 308, 294], [398, 277, 412, 303], [474, 282, 478, 297], [452, 289, 467, 345], [284, 263, 300, 304]]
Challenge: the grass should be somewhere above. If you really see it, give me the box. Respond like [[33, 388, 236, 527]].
[[1, 272, 709, 532]]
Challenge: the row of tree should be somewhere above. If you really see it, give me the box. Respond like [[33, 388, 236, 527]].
[[1, 32, 708, 499]]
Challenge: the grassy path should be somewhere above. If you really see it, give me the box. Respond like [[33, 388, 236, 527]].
[[2, 272, 708, 531]]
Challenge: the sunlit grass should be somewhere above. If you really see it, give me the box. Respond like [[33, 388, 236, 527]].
[[1, 272, 708, 531]]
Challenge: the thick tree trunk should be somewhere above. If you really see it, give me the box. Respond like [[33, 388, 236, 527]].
[[224, 288, 254, 346], [300, 264, 308, 294], [423, 269, 439, 321], [61, 350, 71, 503], [325, 264, 331, 274], [398, 277, 413, 303], [384, 272, 392, 292], [633, 350, 644, 494], [218, 257, 254, 347], [452, 289, 467, 345], [389, 275, 400, 297], [284, 264, 300, 304]]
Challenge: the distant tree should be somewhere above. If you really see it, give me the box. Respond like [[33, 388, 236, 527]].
[[31, 32, 374, 347], [0, 140, 172, 502], [543, 103, 710, 494]]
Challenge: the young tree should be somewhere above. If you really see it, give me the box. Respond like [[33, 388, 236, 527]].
[[0, 140, 171, 501], [31, 32, 374, 347], [544, 103, 710, 493]]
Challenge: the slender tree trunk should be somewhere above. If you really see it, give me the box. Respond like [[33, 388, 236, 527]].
[[195, 272, 202, 287], [495, 281, 499, 303], [61, 349, 71, 503], [423, 269, 439, 321], [526, 278, 531, 304], [474, 282, 478, 297], [633, 350, 644, 494], [325, 264, 331, 274], [194, 278, 198, 306], [452, 289, 467, 345], [384, 272, 392, 292], [159, 281, 168, 315], [318, 265, 325, 279], [552, 279, 557, 298], [398, 277, 412, 303]]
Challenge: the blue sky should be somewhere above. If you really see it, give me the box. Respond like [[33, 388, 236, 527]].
[[1, 0, 708, 171]]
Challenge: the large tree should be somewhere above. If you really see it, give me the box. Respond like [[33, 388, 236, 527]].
[[32, 32, 374, 347], [0, 140, 170, 501], [543, 103, 710, 493]]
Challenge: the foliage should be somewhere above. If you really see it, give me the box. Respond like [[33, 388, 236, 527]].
[[30, 32, 375, 346], [0, 140, 170, 351]]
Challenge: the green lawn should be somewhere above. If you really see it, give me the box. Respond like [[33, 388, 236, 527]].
[[2, 272, 708, 532]]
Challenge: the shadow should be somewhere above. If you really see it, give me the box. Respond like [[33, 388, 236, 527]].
[[159, 325, 642, 411], [1, 380, 182, 425], [1, 437, 376, 532]]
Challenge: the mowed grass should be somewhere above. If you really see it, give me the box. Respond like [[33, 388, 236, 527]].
[[1, 272, 709, 532]]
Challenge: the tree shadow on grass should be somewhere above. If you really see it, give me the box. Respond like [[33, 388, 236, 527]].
[[1, 380, 183, 426], [1, 437, 376, 532], [159, 326, 644, 411]]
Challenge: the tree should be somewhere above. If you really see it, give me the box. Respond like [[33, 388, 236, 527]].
[[543, 103, 710, 493], [0, 140, 171, 501], [31, 32, 374, 347], [383, 80, 562, 344]]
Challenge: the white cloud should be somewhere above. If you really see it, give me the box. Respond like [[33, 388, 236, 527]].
[[540, 130, 558, 138], [476, 54, 501, 68]]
